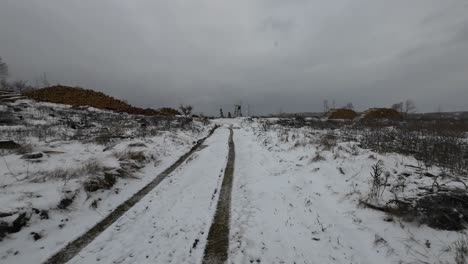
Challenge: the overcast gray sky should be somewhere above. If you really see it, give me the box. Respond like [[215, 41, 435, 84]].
[[1, 0, 467, 115]]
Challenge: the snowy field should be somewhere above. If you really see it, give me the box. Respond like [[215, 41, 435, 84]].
[[0, 99, 211, 264], [1, 101, 468, 264], [229, 119, 467, 264]]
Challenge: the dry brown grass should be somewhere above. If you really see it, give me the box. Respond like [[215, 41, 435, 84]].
[[362, 108, 402, 120], [24, 85, 180, 116], [113, 150, 146, 163], [327, 109, 358, 120]]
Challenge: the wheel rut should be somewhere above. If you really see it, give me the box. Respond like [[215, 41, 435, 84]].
[[42, 126, 219, 264], [202, 127, 235, 264]]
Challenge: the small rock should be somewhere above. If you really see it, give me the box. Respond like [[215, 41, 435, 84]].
[[10, 213, 29, 233], [192, 239, 199, 249], [90, 200, 99, 209], [383, 216, 394, 222], [32, 208, 49, 220], [57, 196, 75, 210], [425, 240, 431, 248], [30, 232, 42, 241], [39, 210, 49, 220]]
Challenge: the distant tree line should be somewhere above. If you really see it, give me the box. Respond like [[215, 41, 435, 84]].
[[323, 100, 354, 113], [391, 99, 416, 115], [321, 98, 416, 115]]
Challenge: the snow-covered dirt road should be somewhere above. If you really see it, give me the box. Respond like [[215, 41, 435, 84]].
[[62, 127, 231, 264], [9, 118, 461, 264]]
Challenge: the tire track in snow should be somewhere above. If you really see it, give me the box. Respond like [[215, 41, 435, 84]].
[[42, 126, 219, 264], [202, 128, 235, 264]]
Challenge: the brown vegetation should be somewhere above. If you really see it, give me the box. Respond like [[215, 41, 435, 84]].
[[327, 108, 358, 120], [23, 85, 180, 116], [362, 108, 402, 120]]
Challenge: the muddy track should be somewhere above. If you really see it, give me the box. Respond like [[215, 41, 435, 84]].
[[43, 125, 219, 264], [202, 128, 235, 264]]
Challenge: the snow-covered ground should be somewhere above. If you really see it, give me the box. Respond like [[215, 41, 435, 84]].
[[0, 99, 211, 264], [1, 109, 467, 264], [229, 119, 466, 264], [67, 128, 230, 264]]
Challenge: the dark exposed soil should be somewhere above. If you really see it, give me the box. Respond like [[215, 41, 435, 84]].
[[0, 140, 20, 149], [202, 128, 235, 264]]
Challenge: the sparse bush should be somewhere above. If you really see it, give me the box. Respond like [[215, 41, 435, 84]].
[[83, 172, 116, 193], [367, 160, 390, 202], [293, 140, 305, 148], [31, 159, 104, 183], [114, 150, 147, 163], [450, 236, 468, 264], [128, 142, 147, 148], [127, 151, 146, 162], [320, 132, 337, 150], [94, 126, 128, 145], [179, 104, 193, 117], [295, 115, 305, 123], [311, 152, 325, 162], [414, 191, 468, 230], [57, 191, 78, 209], [363, 181, 468, 231], [277, 127, 289, 143], [360, 125, 468, 176]]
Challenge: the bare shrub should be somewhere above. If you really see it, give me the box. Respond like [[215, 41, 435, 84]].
[[320, 132, 337, 150], [311, 152, 325, 162], [83, 172, 116, 193], [293, 140, 305, 148], [128, 142, 147, 148], [450, 236, 468, 264], [81, 160, 103, 174], [367, 160, 390, 202], [363, 182, 468, 231], [360, 125, 468, 176], [277, 128, 289, 143], [373, 234, 395, 257], [113, 150, 146, 163], [32, 159, 103, 183], [179, 104, 193, 117], [57, 190, 78, 210], [413, 191, 468, 231], [94, 126, 128, 145]]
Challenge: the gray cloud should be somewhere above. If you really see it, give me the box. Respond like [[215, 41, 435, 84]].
[[1, 0, 467, 115]]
